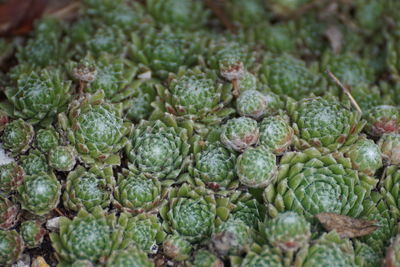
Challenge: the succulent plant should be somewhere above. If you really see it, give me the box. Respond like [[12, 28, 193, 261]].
[[130, 27, 203, 78], [255, 22, 296, 54], [113, 168, 162, 214], [228, 190, 266, 228], [225, 0, 267, 28], [321, 52, 373, 88], [211, 218, 253, 256], [341, 137, 382, 175], [17, 172, 61, 216], [262, 211, 311, 252], [126, 119, 190, 181], [288, 97, 364, 153], [63, 165, 115, 212], [122, 213, 166, 254], [189, 141, 237, 190], [16, 18, 68, 68], [259, 115, 293, 154], [358, 192, 397, 253], [35, 127, 59, 153], [191, 249, 223, 267], [221, 117, 259, 152], [0, 229, 24, 266], [163, 234, 192, 261], [206, 39, 256, 81], [2, 69, 72, 127], [295, 231, 356, 267], [236, 90, 268, 120], [378, 133, 400, 165], [1, 119, 34, 156], [48, 145, 77, 172], [384, 234, 400, 267], [264, 148, 376, 220], [105, 246, 153, 267], [232, 244, 284, 267], [20, 150, 48, 175], [146, 0, 209, 30], [236, 146, 277, 188], [160, 184, 222, 243], [260, 54, 321, 99], [0, 162, 24, 194], [20, 220, 46, 248], [58, 90, 131, 166], [50, 207, 127, 264], [0, 196, 19, 230], [354, 241, 382, 267], [69, 53, 137, 103], [150, 68, 234, 132], [364, 105, 400, 137]]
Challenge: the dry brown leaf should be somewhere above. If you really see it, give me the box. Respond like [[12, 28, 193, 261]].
[[315, 212, 378, 238]]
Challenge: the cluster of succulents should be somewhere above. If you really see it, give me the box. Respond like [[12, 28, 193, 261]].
[[0, 0, 400, 266]]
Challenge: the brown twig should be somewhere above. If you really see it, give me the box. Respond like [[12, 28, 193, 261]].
[[204, 0, 236, 33], [326, 70, 362, 113]]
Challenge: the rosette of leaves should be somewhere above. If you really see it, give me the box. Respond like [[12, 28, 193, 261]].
[[16, 18, 68, 68], [1, 119, 34, 156], [0, 162, 24, 194], [206, 38, 257, 81], [48, 146, 77, 172], [1, 68, 72, 127], [294, 231, 356, 267], [221, 117, 259, 152], [384, 234, 400, 267], [227, 190, 266, 228], [380, 166, 400, 217], [354, 241, 382, 267], [378, 133, 400, 165], [321, 52, 373, 88], [254, 22, 296, 54], [236, 90, 268, 120], [68, 53, 137, 104], [81, 0, 150, 34], [146, 0, 209, 30], [58, 90, 131, 166], [231, 244, 284, 267], [163, 234, 192, 261], [357, 192, 398, 254], [105, 246, 153, 267], [287, 97, 365, 153], [35, 127, 59, 153], [125, 79, 157, 122], [113, 168, 163, 214], [295, 15, 329, 58], [17, 172, 61, 216], [261, 211, 311, 252], [0, 230, 24, 266], [63, 165, 115, 212], [50, 207, 127, 265], [20, 149, 48, 175], [191, 249, 223, 267], [130, 27, 203, 78], [211, 218, 253, 257], [341, 136, 382, 176], [0, 196, 19, 230], [364, 105, 400, 137], [122, 213, 166, 253], [263, 148, 376, 221], [347, 83, 383, 112], [150, 68, 234, 134], [236, 146, 277, 188], [20, 220, 46, 248], [354, 0, 385, 35], [225, 0, 268, 28], [259, 115, 293, 154], [126, 119, 190, 181], [259, 54, 322, 100], [188, 141, 237, 190], [160, 183, 227, 243]]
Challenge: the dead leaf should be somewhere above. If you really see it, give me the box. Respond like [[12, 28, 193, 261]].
[[315, 212, 378, 238], [324, 25, 342, 54]]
